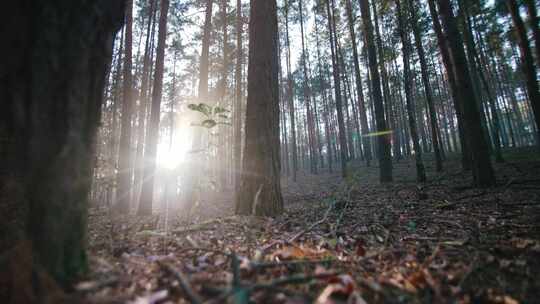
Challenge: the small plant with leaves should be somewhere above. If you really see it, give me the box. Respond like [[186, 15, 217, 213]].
[[188, 103, 231, 129]]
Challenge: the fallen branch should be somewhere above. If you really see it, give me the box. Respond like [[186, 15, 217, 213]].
[[158, 261, 203, 304], [249, 272, 339, 291], [251, 258, 336, 270]]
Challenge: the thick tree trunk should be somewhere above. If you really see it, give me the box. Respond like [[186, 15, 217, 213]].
[[427, 0, 471, 170], [0, 0, 123, 285], [508, 0, 540, 148], [435, 0, 495, 186], [138, 0, 170, 215], [359, 0, 393, 182], [116, 0, 134, 214], [235, 0, 283, 216]]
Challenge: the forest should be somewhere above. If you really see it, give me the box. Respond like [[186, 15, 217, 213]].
[[1, 0, 540, 303]]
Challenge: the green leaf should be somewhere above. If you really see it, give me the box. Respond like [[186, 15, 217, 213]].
[[201, 119, 217, 128], [188, 103, 212, 116], [213, 106, 230, 115]]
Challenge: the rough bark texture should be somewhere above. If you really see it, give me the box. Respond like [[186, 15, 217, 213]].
[[138, 0, 170, 215], [0, 0, 124, 285], [436, 0, 495, 187], [359, 0, 393, 182], [235, 0, 283, 216]]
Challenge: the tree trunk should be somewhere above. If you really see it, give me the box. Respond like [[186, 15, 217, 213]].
[[284, 0, 298, 181], [234, 0, 243, 190], [184, 0, 213, 208], [396, 0, 426, 182], [116, 0, 134, 214], [326, 0, 349, 177], [345, 0, 372, 166], [314, 17, 333, 172], [134, 0, 157, 204], [409, 0, 443, 172], [298, 0, 318, 174], [508, 0, 540, 147], [371, 0, 399, 161], [525, 0, 540, 69], [218, 0, 229, 188], [138, 0, 170, 215], [0, 0, 123, 285], [435, 0, 495, 186], [235, 0, 283, 216], [359, 0, 393, 182], [427, 0, 471, 170]]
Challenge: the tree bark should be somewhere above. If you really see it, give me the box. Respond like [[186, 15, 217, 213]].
[[525, 0, 540, 69], [116, 0, 134, 214], [435, 0, 495, 186], [427, 0, 471, 170], [184, 0, 214, 208], [284, 0, 298, 181], [134, 0, 157, 204], [409, 0, 443, 172], [325, 0, 349, 177], [235, 0, 283, 216], [0, 0, 124, 285], [358, 0, 393, 182], [508, 0, 540, 147], [298, 0, 318, 174], [314, 17, 334, 172], [396, 0, 426, 183], [138, 0, 170, 215], [234, 0, 243, 189]]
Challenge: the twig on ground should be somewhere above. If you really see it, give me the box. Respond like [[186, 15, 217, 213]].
[[158, 260, 203, 304], [288, 203, 333, 243], [249, 272, 338, 291], [251, 258, 336, 270]]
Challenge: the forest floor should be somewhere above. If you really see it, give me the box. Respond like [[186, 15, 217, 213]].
[[82, 149, 540, 304]]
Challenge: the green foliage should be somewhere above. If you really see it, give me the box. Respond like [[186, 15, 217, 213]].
[[188, 103, 231, 129]]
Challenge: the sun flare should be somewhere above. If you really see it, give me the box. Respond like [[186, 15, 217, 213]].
[[156, 126, 192, 170]]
